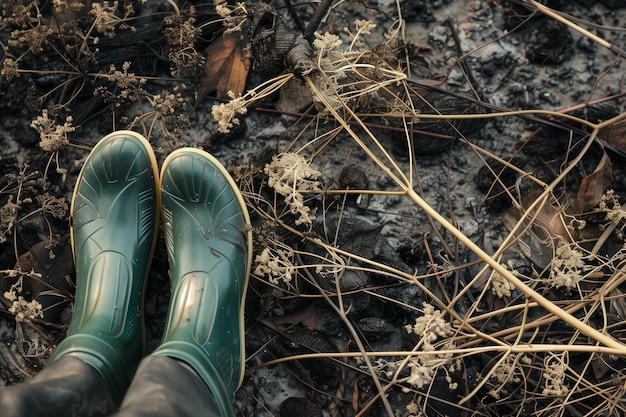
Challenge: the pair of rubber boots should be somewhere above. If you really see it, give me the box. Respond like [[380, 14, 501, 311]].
[[6, 131, 251, 417]]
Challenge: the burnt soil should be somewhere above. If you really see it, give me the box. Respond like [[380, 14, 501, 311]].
[[1, 1, 626, 417]]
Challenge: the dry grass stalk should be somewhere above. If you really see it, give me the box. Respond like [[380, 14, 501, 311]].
[[232, 2, 626, 416]]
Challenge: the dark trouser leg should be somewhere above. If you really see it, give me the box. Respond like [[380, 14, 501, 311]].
[[0, 356, 116, 417], [110, 355, 222, 417]]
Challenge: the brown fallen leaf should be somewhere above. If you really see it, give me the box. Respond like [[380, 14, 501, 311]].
[[609, 288, 626, 320], [6, 240, 75, 323], [591, 354, 613, 379], [196, 32, 250, 102], [352, 379, 360, 414], [599, 117, 626, 156], [270, 302, 317, 330], [577, 149, 612, 213], [503, 192, 570, 270]]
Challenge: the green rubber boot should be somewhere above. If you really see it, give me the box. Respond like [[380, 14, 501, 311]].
[[47, 131, 160, 406], [152, 148, 251, 417]]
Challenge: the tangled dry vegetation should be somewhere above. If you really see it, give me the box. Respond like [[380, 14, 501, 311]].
[[2, 1, 626, 417]]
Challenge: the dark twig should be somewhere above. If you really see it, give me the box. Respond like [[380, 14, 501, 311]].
[[304, 0, 334, 42], [446, 18, 493, 109]]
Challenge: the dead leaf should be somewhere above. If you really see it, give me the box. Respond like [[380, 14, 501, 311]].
[[503, 192, 570, 269], [484, 289, 510, 315], [352, 381, 360, 414], [197, 32, 250, 102], [319, 213, 382, 261], [609, 288, 626, 320], [599, 118, 626, 155], [7, 240, 75, 322], [591, 354, 612, 379], [577, 150, 612, 212], [270, 303, 317, 330]]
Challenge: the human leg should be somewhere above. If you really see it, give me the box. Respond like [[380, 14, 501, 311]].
[[0, 131, 160, 416], [109, 356, 222, 417], [0, 356, 116, 417], [133, 149, 251, 417]]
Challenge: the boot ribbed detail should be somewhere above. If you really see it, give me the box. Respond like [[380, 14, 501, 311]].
[[153, 149, 251, 417], [48, 131, 160, 405]]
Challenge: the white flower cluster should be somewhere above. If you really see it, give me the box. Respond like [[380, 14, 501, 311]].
[[404, 400, 423, 417], [310, 32, 347, 113], [486, 353, 530, 399], [90, 1, 136, 37], [4, 290, 43, 323], [542, 354, 569, 396], [346, 19, 377, 49], [404, 343, 459, 391], [264, 153, 322, 226], [360, 357, 399, 380], [548, 241, 587, 289], [405, 302, 454, 349], [489, 261, 517, 298], [253, 246, 295, 285], [404, 303, 456, 389], [313, 32, 343, 53], [214, 0, 248, 34], [307, 20, 405, 117], [31, 109, 75, 152], [597, 189, 626, 240], [211, 90, 248, 134]]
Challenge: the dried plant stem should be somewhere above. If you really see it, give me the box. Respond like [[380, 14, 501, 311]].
[[302, 75, 626, 358], [405, 166, 626, 352], [464, 300, 591, 348], [459, 298, 531, 404], [304, 0, 333, 40], [460, 138, 548, 189], [304, 72, 626, 353], [461, 111, 626, 331], [305, 75, 410, 188], [526, 0, 626, 58], [254, 341, 626, 369], [165, 0, 180, 17], [317, 275, 396, 417], [386, 109, 599, 129]]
